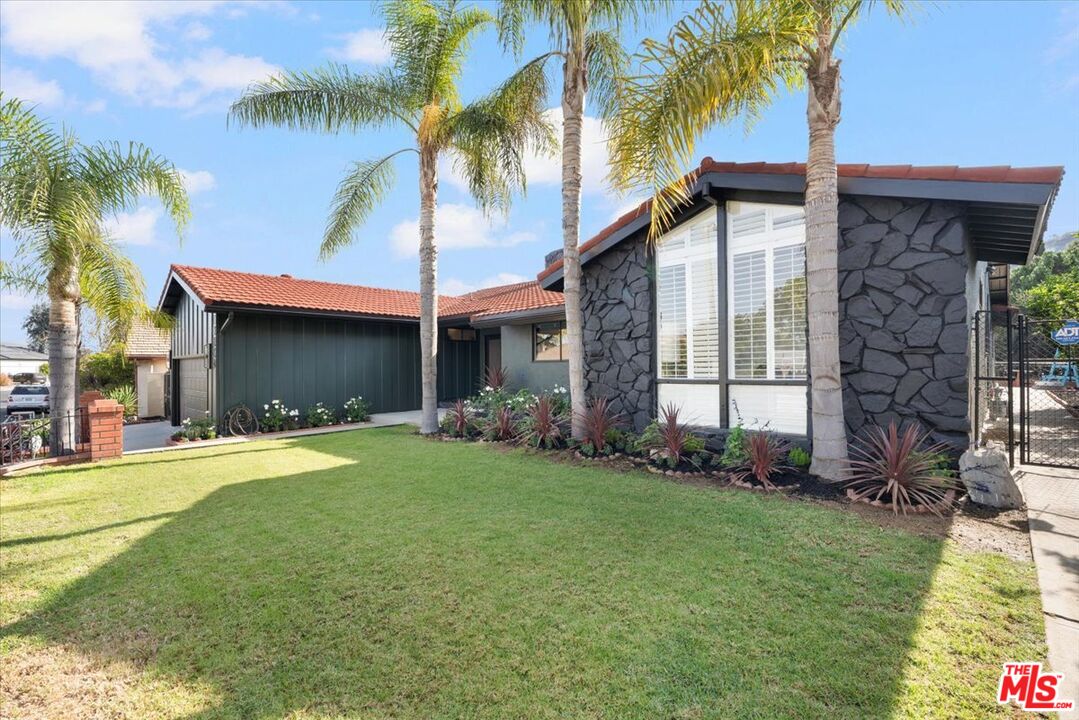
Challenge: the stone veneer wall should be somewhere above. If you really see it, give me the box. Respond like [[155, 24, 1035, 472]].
[[580, 238, 654, 431], [578, 195, 978, 445], [837, 196, 973, 446]]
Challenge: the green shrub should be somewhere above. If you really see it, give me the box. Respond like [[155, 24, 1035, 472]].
[[720, 424, 748, 467], [262, 400, 299, 432], [915, 450, 957, 479], [788, 446, 811, 470], [343, 396, 372, 423], [79, 349, 134, 391], [105, 384, 137, 419], [306, 402, 337, 428], [180, 415, 216, 441]]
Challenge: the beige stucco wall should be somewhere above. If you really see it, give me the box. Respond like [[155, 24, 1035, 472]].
[[135, 357, 168, 418]]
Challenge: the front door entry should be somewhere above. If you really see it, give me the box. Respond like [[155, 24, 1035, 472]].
[[485, 335, 502, 379]]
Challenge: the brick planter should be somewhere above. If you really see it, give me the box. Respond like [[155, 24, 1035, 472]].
[[86, 397, 124, 461]]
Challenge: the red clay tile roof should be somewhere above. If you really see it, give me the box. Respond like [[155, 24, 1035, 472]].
[[169, 265, 562, 323], [537, 158, 1066, 281], [124, 320, 170, 357]]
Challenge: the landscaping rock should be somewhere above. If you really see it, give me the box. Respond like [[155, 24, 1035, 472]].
[[959, 448, 1024, 509]]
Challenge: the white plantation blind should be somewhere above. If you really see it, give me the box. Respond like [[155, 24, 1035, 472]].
[[728, 202, 807, 381], [656, 210, 719, 380]]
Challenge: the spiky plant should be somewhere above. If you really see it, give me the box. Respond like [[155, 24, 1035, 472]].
[[445, 398, 473, 438], [483, 405, 518, 442], [483, 365, 508, 392], [845, 422, 959, 516], [519, 394, 563, 448], [576, 395, 622, 455], [231, 0, 554, 435], [1, 95, 189, 454], [731, 432, 792, 491]]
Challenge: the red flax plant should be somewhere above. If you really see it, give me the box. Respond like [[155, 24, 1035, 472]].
[[652, 402, 699, 468], [576, 396, 622, 456], [483, 405, 518, 442], [483, 365, 508, 391], [731, 432, 791, 491], [446, 398, 473, 438], [520, 395, 563, 449], [845, 421, 959, 516]]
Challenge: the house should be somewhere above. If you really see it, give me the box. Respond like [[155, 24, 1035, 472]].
[[156, 265, 566, 426], [538, 159, 1064, 446], [0, 344, 47, 378], [124, 320, 170, 418]]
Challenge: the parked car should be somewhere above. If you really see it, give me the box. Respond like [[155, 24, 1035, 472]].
[[6, 385, 49, 414], [11, 372, 47, 385]]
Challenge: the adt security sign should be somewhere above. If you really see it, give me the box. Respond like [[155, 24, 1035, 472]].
[[1053, 320, 1079, 346]]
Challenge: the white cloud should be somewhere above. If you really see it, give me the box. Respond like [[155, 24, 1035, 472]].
[[329, 28, 390, 64], [184, 21, 213, 41], [82, 98, 108, 114], [441, 107, 614, 198], [0, 1, 281, 110], [389, 203, 537, 259], [179, 169, 217, 194], [0, 67, 65, 107], [441, 273, 528, 296], [1046, 6, 1079, 92], [107, 207, 162, 246]]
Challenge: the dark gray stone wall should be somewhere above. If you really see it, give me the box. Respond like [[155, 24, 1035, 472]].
[[578, 195, 977, 445], [580, 238, 654, 431], [838, 196, 973, 446]]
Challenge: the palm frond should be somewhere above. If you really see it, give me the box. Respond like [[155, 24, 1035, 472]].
[[609, 0, 805, 237], [230, 65, 418, 133], [321, 150, 411, 259], [443, 57, 556, 213], [78, 230, 151, 344], [585, 29, 629, 122], [78, 141, 190, 238]]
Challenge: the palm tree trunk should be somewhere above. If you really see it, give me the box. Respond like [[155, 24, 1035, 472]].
[[563, 48, 588, 439], [47, 261, 80, 455], [418, 141, 440, 434], [804, 30, 847, 481]]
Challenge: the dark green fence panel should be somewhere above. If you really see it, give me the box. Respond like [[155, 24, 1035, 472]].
[[217, 312, 479, 419]]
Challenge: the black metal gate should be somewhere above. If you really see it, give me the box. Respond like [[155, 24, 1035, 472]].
[[1018, 316, 1079, 468]]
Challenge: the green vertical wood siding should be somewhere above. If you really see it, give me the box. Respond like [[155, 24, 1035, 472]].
[[216, 312, 479, 417]]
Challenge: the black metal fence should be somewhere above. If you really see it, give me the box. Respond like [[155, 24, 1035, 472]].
[[1019, 317, 1079, 468], [0, 409, 89, 468], [972, 309, 1018, 463]]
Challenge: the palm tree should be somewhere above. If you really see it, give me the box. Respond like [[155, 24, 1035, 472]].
[[231, 0, 553, 434], [496, 0, 662, 439], [608, 0, 907, 481], [0, 95, 189, 453]]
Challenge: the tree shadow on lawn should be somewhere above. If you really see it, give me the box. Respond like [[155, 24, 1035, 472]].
[[1, 430, 1006, 718]]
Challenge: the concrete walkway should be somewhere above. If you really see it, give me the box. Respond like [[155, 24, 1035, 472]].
[[122, 409, 442, 456], [1017, 464, 1079, 718]]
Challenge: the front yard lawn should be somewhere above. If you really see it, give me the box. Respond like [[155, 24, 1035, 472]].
[[1, 426, 1044, 719]]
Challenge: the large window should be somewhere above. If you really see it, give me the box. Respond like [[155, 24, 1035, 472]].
[[727, 201, 808, 435], [656, 210, 721, 427], [728, 202, 807, 380], [533, 321, 566, 361], [656, 210, 719, 380]]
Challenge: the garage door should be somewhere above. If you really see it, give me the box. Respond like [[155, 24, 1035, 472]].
[[178, 358, 208, 422]]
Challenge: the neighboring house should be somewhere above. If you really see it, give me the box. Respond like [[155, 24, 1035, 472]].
[[538, 159, 1064, 446], [156, 265, 566, 426], [124, 320, 170, 418], [0, 344, 47, 378]]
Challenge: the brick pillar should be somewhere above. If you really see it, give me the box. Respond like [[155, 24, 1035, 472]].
[[78, 391, 104, 446], [87, 398, 123, 460]]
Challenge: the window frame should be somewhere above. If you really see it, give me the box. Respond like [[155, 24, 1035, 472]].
[[532, 320, 567, 362]]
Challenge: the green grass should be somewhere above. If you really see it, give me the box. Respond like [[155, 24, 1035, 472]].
[[0, 426, 1045, 719]]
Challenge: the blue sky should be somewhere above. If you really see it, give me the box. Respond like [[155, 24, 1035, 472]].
[[1, 0, 1077, 346]]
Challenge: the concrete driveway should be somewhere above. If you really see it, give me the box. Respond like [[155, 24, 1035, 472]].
[[123, 421, 175, 451]]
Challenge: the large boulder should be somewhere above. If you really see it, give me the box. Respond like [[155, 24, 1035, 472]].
[[959, 448, 1024, 509]]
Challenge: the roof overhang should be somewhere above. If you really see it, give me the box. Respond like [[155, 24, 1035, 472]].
[[539, 169, 1062, 289], [469, 306, 565, 329]]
